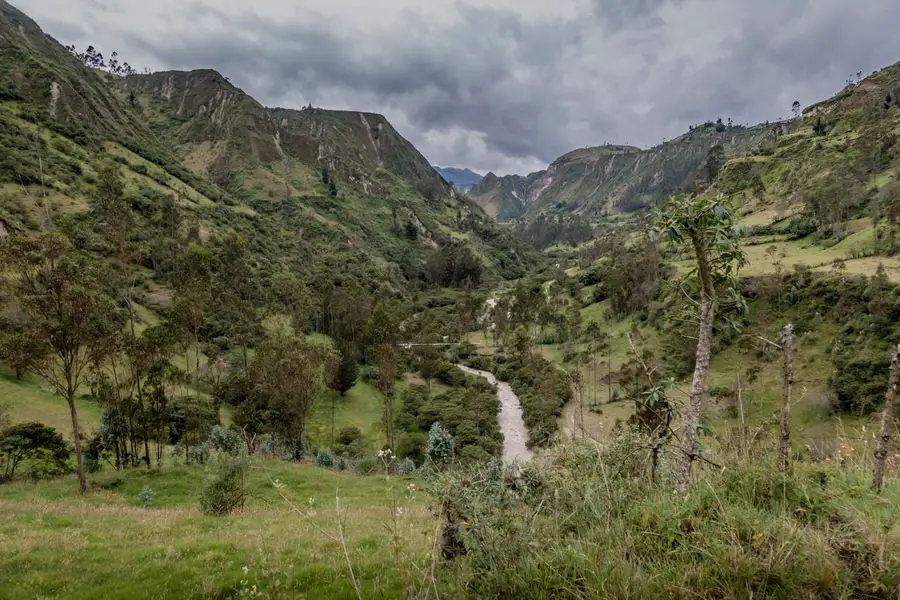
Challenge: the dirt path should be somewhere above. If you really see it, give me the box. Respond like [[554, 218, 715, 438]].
[[457, 365, 532, 462]]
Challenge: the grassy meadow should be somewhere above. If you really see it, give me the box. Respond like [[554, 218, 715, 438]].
[[0, 462, 433, 599]]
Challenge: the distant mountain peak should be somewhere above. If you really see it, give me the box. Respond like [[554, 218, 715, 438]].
[[433, 166, 483, 193]]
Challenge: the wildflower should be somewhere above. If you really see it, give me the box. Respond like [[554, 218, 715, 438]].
[[242, 566, 249, 575], [407, 483, 416, 492], [308, 497, 315, 507], [395, 507, 404, 516]]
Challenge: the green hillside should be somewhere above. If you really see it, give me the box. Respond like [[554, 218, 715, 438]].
[[3, 1, 900, 598]]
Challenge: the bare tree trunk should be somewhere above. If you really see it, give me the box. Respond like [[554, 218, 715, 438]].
[[736, 372, 746, 458], [676, 236, 716, 495], [68, 388, 87, 495], [607, 345, 612, 403], [779, 324, 795, 472], [873, 343, 900, 493]]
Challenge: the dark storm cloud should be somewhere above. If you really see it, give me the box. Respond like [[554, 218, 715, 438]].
[[26, 0, 900, 174]]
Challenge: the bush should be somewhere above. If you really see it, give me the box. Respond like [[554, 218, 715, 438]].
[[137, 485, 157, 508], [355, 457, 378, 475], [188, 442, 212, 465], [199, 453, 248, 516], [398, 457, 417, 475], [359, 365, 378, 384], [397, 431, 427, 464], [335, 426, 364, 457], [427, 422, 454, 464], [209, 426, 245, 456], [315, 448, 335, 468]]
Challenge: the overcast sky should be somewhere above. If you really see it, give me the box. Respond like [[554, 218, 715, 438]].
[[22, 0, 900, 175]]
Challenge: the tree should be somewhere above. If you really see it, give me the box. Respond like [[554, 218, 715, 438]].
[[1, 422, 71, 480], [212, 231, 260, 378], [404, 220, 418, 241], [792, 100, 801, 119], [334, 342, 359, 396], [425, 243, 482, 288], [366, 302, 398, 449], [704, 144, 726, 183], [874, 181, 900, 254], [489, 296, 510, 347], [0, 318, 39, 379], [270, 271, 312, 334], [873, 344, 900, 493], [254, 330, 338, 459], [622, 334, 677, 484], [779, 324, 795, 473], [655, 194, 747, 493], [169, 244, 212, 463], [0, 234, 123, 493], [583, 321, 610, 407]]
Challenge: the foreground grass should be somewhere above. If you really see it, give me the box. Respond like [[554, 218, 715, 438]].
[[0, 461, 433, 599], [450, 440, 900, 599]]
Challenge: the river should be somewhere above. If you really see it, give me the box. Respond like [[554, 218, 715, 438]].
[[457, 365, 533, 463]]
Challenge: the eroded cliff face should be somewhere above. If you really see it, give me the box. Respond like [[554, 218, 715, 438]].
[[121, 71, 450, 197]]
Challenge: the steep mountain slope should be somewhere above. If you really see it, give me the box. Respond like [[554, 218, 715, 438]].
[[433, 167, 482, 193], [0, 0, 225, 205], [468, 170, 549, 221], [471, 126, 778, 221], [119, 70, 450, 198], [0, 0, 532, 294], [716, 63, 900, 239]]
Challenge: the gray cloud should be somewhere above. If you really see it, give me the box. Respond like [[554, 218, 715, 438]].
[[21, 0, 900, 175]]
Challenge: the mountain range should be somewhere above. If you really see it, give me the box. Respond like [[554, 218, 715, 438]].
[[433, 167, 483, 193], [0, 0, 533, 299], [469, 124, 779, 222]]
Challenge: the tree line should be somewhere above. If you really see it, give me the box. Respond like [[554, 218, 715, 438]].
[[64, 44, 146, 77]]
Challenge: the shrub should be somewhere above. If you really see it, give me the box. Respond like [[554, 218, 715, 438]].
[[137, 485, 157, 508], [427, 422, 454, 464], [335, 426, 364, 457], [355, 457, 378, 475], [398, 457, 417, 476], [188, 442, 212, 465], [199, 453, 248, 516], [397, 431, 427, 464], [359, 365, 378, 384], [209, 425, 245, 456], [315, 448, 335, 468]]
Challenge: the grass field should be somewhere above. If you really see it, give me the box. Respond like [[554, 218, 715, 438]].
[[306, 381, 396, 451], [1, 367, 102, 434], [0, 462, 433, 599]]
